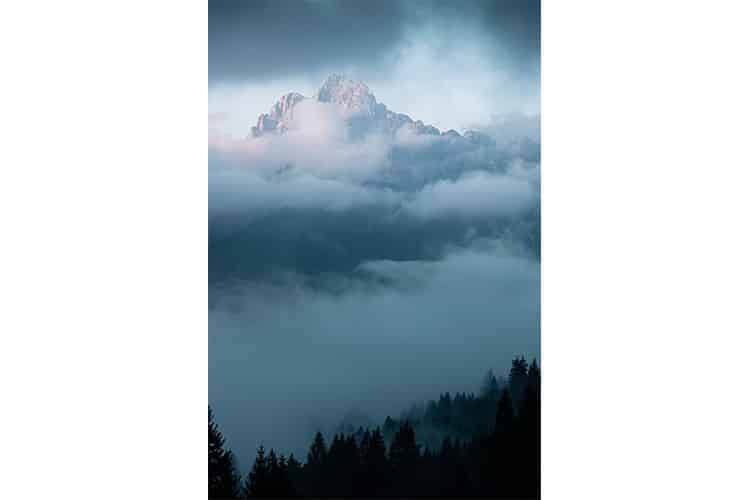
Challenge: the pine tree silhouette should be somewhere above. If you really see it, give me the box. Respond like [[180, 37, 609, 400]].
[[362, 426, 389, 496], [481, 369, 501, 399], [304, 431, 327, 496], [307, 431, 327, 466], [326, 433, 344, 495], [242, 446, 296, 498], [438, 436, 459, 495], [437, 392, 452, 427], [528, 358, 541, 391], [509, 356, 530, 411], [208, 406, 240, 499], [286, 454, 303, 496], [518, 359, 541, 499], [389, 420, 421, 495], [325, 433, 359, 495], [270, 450, 292, 497], [243, 445, 268, 498], [495, 387, 515, 434], [342, 434, 360, 495]]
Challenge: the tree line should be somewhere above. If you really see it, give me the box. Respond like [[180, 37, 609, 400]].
[[209, 356, 540, 498]]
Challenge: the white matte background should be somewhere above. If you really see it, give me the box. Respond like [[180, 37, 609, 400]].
[[1, 1, 749, 499]]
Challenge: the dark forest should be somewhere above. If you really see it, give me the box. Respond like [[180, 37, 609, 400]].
[[209, 356, 540, 498]]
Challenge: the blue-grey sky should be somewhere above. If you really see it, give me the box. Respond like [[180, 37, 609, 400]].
[[209, 0, 539, 83]]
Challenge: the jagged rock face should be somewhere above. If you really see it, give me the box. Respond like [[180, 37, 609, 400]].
[[269, 92, 306, 121], [252, 114, 279, 137], [316, 74, 379, 116], [405, 120, 440, 136], [248, 74, 490, 144], [384, 111, 414, 130], [250, 92, 306, 137]]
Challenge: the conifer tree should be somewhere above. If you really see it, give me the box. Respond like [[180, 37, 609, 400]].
[[359, 429, 371, 460], [528, 358, 541, 391], [495, 387, 514, 434], [271, 451, 293, 497], [286, 453, 303, 496], [243, 445, 268, 498], [326, 434, 359, 495], [437, 393, 452, 427], [389, 420, 421, 495], [304, 432, 327, 496], [480, 369, 501, 400], [267, 449, 279, 495], [209, 406, 240, 499], [363, 427, 389, 495], [306, 431, 327, 468], [437, 436, 460, 495], [509, 356, 530, 410], [519, 368, 541, 500], [383, 416, 397, 437]]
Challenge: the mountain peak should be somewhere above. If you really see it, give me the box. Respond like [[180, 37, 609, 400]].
[[316, 74, 377, 114], [249, 75, 492, 143], [269, 92, 305, 120]]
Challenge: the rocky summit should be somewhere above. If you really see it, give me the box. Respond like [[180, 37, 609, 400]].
[[249, 74, 492, 145]]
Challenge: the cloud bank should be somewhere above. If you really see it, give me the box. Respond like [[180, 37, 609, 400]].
[[208, 104, 540, 468], [208, 107, 539, 285]]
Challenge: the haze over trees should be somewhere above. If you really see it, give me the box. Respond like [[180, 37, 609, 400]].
[[209, 356, 540, 498]]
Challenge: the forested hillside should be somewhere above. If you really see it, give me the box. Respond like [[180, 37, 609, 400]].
[[209, 356, 540, 498]]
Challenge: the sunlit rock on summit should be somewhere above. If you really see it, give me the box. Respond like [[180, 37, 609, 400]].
[[249, 74, 493, 144]]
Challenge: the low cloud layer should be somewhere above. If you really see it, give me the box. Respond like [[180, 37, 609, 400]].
[[209, 242, 540, 468], [208, 110, 539, 286], [209, 99, 391, 180], [403, 170, 538, 220]]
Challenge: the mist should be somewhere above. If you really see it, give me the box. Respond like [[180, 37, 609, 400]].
[[209, 242, 539, 468]]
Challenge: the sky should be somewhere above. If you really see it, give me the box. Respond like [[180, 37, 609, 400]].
[[209, 0, 540, 135], [208, 0, 541, 469]]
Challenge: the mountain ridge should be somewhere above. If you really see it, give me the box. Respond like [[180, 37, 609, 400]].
[[250, 74, 489, 145]]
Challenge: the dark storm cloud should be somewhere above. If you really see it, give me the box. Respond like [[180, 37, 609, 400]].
[[208, 0, 408, 83], [208, 0, 540, 84], [432, 0, 541, 73]]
